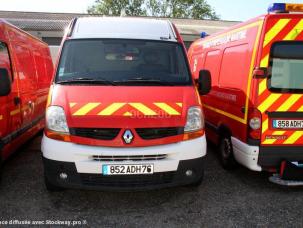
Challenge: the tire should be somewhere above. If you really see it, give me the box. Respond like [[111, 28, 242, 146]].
[[219, 135, 238, 170], [44, 175, 64, 192]]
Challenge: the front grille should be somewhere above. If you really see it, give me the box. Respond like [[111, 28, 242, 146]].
[[136, 127, 183, 140], [81, 172, 175, 188], [92, 154, 167, 162], [69, 128, 120, 140]]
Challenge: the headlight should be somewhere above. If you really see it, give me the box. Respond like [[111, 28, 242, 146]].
[[184, 106, 204, 132], [46, 106, 69, 133]]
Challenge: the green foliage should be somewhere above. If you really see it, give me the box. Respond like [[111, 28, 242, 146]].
[[88, 0, 219, 20], [88, 0, 147, 16]]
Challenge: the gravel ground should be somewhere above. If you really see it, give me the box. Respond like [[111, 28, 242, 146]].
[[1, 135, 303, 228]]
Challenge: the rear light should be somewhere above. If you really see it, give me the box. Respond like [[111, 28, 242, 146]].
[[249, 117, 261, 130], [248, 108, 262, 140]]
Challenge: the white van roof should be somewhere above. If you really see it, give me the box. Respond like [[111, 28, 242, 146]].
[[71, 17, 178, 42]]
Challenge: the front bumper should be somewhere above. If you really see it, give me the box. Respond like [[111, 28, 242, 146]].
[[41, 135, 206, 190], [43, 156, 204, 190]]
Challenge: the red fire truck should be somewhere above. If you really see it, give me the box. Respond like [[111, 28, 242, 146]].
[[0, 20, 53, 178], [188, 3, 303, 185], [41, 17, 210, 191]]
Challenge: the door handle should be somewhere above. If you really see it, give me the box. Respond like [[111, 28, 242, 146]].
[[241, 107, 246, 114], [14, 97, 21, 106], [28, 101, 34, 109]]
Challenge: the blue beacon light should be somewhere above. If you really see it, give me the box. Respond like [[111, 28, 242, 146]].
[[200, 32, 209, 39], [268, 3, 287, 13]]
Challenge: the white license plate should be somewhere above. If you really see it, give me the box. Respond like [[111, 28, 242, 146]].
[[102, 164, 154, 175], [273, 120, 303, 129]]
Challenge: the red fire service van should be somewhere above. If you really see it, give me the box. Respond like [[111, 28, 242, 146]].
[[41, 17, 211, 191], [188, 3, 303, 185], [0, 20, 53, 177]]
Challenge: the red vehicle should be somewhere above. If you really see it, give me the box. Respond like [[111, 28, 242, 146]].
[[42, 17, 211, 191], [0, 20, 53, 177], [188, 3, 303, 184]]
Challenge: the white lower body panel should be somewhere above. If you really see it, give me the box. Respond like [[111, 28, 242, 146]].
[[231, 137, 262, 172], [42, 135, 207, 174]]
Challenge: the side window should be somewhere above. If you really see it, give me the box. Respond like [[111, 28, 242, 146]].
[[204, 50, 221, 86], [0, 42, 12, 78], [219, 44, 249, 88]]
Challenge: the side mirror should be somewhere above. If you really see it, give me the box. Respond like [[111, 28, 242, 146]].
[[198, 70, 211, 95], [253, 67, 267, 79], [0, 68, 11, 96]]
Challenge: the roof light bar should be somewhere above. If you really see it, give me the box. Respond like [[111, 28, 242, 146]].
[[285, 3, 303, 12], [268, 3, 303, 13]]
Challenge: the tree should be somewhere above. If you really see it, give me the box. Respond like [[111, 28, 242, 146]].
[[88, 0, 220, 20], [147, 0, 219, 20], [88, 0, 147, 16]]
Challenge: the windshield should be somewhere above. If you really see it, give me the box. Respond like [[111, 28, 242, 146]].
[[55, 39, 192, 86], [269, 41, 303, 93]]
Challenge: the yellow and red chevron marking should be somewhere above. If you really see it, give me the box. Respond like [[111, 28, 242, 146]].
[[258, 17, 303, 145], [69, 102, 183, 116]]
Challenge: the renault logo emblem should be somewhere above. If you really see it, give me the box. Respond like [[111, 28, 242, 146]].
[[123, 130, 134, 144]]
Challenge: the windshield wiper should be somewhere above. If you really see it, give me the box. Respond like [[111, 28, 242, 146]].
[[56, 77, 117, 85], [114, 77, 175, 86]]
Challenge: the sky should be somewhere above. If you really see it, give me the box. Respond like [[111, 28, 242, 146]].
[[0, 0, 303, 21], [208, 0, 303, 21]]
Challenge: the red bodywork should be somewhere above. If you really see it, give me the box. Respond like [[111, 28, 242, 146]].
[[188, 13, 303, 169], [0, 20, 53, 160], [188, 16, 265, 144], [49, 85, 200, 147], [47, 22, 203, 147]]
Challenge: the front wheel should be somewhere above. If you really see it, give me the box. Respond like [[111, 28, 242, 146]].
[[219, 135, 238, 170]]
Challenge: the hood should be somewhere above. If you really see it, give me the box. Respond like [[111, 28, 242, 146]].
[[51, 85, 199, 129]]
